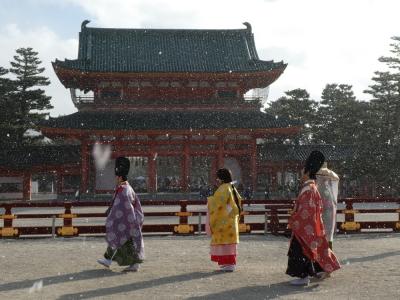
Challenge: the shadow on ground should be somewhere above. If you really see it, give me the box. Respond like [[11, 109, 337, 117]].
[[0, 269, 120, 292], [342, 250, 400, 264], [188, 282, 321, 300], [58, 271, 225, 299]]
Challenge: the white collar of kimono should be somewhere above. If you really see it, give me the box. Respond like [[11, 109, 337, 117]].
[[299, 180, 314, 195]]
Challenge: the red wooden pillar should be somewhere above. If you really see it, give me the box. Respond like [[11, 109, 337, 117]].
[[217, 135, 224, 169], [56, 169, 63, 195], [210, 157, 217, 185], [80, 139, 89, 194], [250, 138, 257, 191], [22, 171, 31, 201], [271, 166, 278, 192], [148, 143, 157, 193], [181, 142, 190, 192]]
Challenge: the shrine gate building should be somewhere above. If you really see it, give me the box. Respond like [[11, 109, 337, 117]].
[[1, 21, 352, 200]]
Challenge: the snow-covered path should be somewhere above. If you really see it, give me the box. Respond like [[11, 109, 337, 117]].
[[0, 234, 399, 299]]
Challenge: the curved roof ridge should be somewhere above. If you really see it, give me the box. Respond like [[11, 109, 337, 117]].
[[81, 19, 252, 33], [53, 21, 286, 75]]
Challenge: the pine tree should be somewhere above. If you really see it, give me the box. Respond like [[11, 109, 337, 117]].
[[364, 36, 400, 195], [314, 83, 367, 145], [9, 47, 52, 146], [265, 89, 318, 144], [0, 66, 17, 146], [308, 84, 365, 183]]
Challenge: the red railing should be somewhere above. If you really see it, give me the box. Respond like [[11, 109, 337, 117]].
[[0, 198, 399, 238]]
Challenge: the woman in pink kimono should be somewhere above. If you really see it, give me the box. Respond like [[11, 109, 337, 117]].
[[97, 157, 145, 272]]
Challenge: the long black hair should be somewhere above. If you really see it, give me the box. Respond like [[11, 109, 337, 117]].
[[304, 150, 325, 179], [115, 156, 130, 181], [216, 168, 242, 214]]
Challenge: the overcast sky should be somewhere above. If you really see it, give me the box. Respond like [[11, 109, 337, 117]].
[[1, 0, 399, 117]]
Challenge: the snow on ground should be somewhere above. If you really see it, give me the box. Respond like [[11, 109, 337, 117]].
[[0, 234, 399, 299]]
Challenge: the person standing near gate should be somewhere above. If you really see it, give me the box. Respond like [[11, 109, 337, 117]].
[[316, 162, 339, 250], [97, 156, 145, 272], [286, 151, 340, 286], [206, 168, 242, 272]]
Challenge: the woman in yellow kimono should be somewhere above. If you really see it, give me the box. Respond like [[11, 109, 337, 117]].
[[206, 168, 242, 272]]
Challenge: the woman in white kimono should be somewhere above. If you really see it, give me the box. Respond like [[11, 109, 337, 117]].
[[316, 162, 339, 250]]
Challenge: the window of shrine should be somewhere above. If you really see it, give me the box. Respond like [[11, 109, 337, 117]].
[[140, 81, 152, 87], [0, 177, 23, 193], [62, 175, 81, 192], [170, 135, 185, 140], [170, 82, 181, 87], [158, 81, 169, 87], [111, 82, 122, 88], [156, 156, 182, 192], [215, 82, 227, 88], [101, 90, 121, 99], [31, 173, 56, 194], [190, 156, 213, 193], [128, 81, 140, 87], [187, 81, 198, 87], [204, 135, 218, 140], [199, 81, 210, 87], [127, 157, 148, 193], [217, 90, 236, 98]]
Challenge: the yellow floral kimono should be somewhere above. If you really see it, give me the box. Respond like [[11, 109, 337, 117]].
[[207, 183, 241, 245]]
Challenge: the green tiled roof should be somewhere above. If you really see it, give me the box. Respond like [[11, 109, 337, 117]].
[[53, 21, 286, 73], [41, 111, 300, 131], [258, 144, 353, 161], [0, 145, 80, 169]]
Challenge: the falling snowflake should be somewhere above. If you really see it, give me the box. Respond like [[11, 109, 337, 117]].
[[28, 280, 43, 293], [92, 142, 111, 170]]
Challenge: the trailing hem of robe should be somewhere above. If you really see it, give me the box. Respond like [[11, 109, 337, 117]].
[[207, 183, 241, 246], [316, 171, 339, 242], [288, 180, 340, 273], [104, 182, 144, 265]]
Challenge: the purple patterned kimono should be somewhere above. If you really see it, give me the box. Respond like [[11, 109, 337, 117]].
[[104, 182, 144, 265]]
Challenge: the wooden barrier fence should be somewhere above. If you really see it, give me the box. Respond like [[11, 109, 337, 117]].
[[0, 198, 399, 238]]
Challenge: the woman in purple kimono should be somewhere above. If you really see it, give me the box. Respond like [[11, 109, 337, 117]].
[[97, 157, 145, 272]]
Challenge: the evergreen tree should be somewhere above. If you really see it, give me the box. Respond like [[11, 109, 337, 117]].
[[364, 36, 400, 195], [0, 66, 17, 146], [9, 47, 52, 146], [314, 83, 367, 145], [265, 88, 318, 144], [313, 84, 371, 188]]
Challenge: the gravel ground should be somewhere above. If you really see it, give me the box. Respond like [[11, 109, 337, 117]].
[[0, 233, 399, 299]]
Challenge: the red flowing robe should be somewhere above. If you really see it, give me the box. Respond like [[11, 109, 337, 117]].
[[289, 180, 341, 273]]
